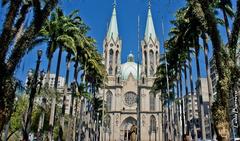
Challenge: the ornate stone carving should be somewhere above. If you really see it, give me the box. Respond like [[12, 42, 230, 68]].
[[142, 114, 146, 126], [116, 114, 120, 126]]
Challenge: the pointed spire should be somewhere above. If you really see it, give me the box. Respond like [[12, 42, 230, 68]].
[[106, 0, 119, 41], [144, 0, 156, 42]]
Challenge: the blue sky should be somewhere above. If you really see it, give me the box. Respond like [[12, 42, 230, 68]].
[[8, 0, 186, 82], [1, 0, 234, 91]]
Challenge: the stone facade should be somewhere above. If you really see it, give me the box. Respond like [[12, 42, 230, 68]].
[[99, 2, 162, 141]]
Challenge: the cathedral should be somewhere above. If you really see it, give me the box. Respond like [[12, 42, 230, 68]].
[[99, 2, 162, 141]]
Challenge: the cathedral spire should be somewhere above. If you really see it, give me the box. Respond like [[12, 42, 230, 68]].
[[106, 0, 119, 41], [144, 0, 156, 42]]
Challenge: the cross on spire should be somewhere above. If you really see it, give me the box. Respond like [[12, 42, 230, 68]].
[[113, 0, 116, 7], [148, 0, 151, 9]]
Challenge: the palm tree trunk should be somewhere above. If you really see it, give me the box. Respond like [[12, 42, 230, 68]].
[[179, 66, 185, 140], [0, 0, 21, 61], [77, 63, 87, 141], [48, 46, 63, 141], [197, 1, 231, 140], [184, 63, 190, 136], [46, 56, 53, 87], [222, 9, 231, 42], [202, 33, 214, 140], [176, 77, 181, 140], [22, 53, 41, 141], [58, 52, 71, 140], [195, 43, 206, 140], [188, 48, 197, 141], [67, 60, 78, 141]]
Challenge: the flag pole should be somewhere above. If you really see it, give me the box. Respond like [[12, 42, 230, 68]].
[[137, 15, 141, 141]]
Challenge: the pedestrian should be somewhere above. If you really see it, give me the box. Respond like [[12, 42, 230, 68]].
[[183, 134, 191, 141]]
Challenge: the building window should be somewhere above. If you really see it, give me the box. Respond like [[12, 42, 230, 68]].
[[156, 51, 158, 65], [109, 66, 113, 75], [150, 115, 156, 132], [150, 93, 155, 111], [106, 91, 112, 111], [150, 65, 154, 76], [109, 49, 113, 65], [144, 51, 147, 75], [150, 50, 154, 64], [150, 50, 154, 75], [115, 50, 119, 64]]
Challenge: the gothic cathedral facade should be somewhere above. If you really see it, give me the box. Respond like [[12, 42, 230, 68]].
[[99, 3, 162, 141]]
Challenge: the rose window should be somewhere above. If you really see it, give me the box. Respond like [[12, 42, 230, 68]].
[[124, 92, 137, 106]]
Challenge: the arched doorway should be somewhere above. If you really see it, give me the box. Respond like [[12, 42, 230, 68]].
[[120, 117, 137, 141]]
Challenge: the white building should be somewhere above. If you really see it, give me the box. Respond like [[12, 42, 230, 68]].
[[195, 78, 211, 139], [42, 73, 65, 89]]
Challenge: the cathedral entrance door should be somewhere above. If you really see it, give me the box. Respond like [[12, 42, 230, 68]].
[[120, 117, 137, 141]]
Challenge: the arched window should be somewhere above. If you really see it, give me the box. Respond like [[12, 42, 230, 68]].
[[142, 77, 145, 84], [109, 49, 114, 65], [150, 65, 154, 76], [150, 93, 155, 111], [150, 115, 156, 132], [106, 91, 113, 111], [150, 50, 154, 76], [115, 50, 119, 64], [144, 51, 147, 75], [109, 66, 113, 75], [156, 51, 158, 65], [150, 50, 154, 65], [105, 50, 107, 65], [115, 66, 118, 76]]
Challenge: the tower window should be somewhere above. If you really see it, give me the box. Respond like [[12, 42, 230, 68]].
[[150, 115, 156, 132], [106, 91, 113, 111], [150, 50, 154, 76], [109, 66, 113, 75], [115, 50, 119, 64], [150, 65, 154, 76], [150, 50, 154, 65], [156, 51, 158, 65], [109, 49, 114, 65], [144, 51, 147, 75], [150, 93, 155, 111]]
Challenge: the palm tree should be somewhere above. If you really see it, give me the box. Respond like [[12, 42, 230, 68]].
[[201, 33, 214, 139], [0, 0, 58, 136], [38, 7, 80, 140], [188, 0, 240, 140], [213, 0, 234, 41]]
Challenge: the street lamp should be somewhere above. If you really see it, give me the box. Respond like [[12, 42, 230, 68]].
[[23, 49, 43, 141]]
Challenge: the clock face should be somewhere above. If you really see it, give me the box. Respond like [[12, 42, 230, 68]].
[[149, 44, 153, 48], [124, 92, 137, 106]]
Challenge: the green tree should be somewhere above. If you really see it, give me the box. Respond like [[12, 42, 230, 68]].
[[0, 0, 58, 137]]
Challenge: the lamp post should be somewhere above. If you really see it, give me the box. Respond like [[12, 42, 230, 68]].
[[96, 112, 99, 141], [23, 50, 43, 141]]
